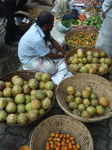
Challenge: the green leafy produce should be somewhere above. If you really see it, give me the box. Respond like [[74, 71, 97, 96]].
[[70, 19, 80, 25], [61, 20, 71, 28], [82, 14, 103, 30]]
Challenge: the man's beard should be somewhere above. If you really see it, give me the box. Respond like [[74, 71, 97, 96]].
[[44, 30, 50, 43]]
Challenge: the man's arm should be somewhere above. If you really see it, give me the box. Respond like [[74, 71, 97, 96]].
[[49, 37, 66, 54], [34, 36, 65, 59], [46, 51, 65, 59]]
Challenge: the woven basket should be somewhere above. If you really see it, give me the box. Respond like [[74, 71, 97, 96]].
[[0, 70, 55, 127], [65, 47, 112, 76], [30, 115, 94, 150], [56, 73, 112, 123], [65, 26, 98, 50]]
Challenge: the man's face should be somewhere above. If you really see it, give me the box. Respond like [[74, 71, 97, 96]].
[[46, 21, 54, 32], [44, 21, 54, 36], [48, 21, 54, 31]]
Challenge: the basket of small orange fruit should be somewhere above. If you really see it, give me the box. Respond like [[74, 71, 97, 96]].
[[30, 115, 94, 150], [65, 26, 98, 50]]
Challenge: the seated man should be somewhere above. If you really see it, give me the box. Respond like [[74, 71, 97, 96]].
[[18, 11, 66, 75]]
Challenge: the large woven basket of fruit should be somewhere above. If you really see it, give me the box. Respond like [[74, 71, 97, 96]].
[[0, 70, 55, 126], [65, 47, 112, 76], [30, 115, 94, 150], [65, 26, 98, 50], [56, 73, 112, 123]]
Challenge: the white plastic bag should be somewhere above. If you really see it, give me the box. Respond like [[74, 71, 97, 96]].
[[57, 21, 72, 33]]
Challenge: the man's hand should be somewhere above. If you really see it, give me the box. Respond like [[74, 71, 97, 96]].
[[50, 37, 67, 55]]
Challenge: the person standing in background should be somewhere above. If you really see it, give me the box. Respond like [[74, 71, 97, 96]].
[[95, 0, 112, 57], [0, 0, 28, 47]]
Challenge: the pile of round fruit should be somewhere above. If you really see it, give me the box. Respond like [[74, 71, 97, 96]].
[[45, 131, 81, 150], [66, 85, 109, 118], [67, 48, 112, 75], [0, 72, 55, 125], [66, 32, 97, 47]]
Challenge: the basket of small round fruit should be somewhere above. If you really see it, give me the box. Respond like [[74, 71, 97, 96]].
[[0, 70, 55, 126], [56, 73, 112, 123], [65, 47, 112, 76], [65, 26, 98, 50], [30, 115, 94, 150]]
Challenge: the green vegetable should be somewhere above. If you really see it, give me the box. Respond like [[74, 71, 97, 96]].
[[61, 20, 71, 28], [70, 19, 79, 25], [82, 14, 103, 30]]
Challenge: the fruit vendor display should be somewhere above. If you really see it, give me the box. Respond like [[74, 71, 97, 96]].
[[66, 85, 109, 118], [45, 131, 81, 150], [82, 14, 103, 30], [66, 32, 97, 47], [0, 72, 55, 125], [67, 48, 112, 75]]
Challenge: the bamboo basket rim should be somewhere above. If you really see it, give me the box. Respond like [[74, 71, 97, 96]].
[[64, 47, 112, 76], [56, 73, 112, 123], [0, 70, 55, 127], [30, 115, 94, 150], [65, 25, 98, 37]]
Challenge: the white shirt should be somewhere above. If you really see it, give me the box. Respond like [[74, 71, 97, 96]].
[[102, 0, 112, 18], [18, 23, 50, 64]]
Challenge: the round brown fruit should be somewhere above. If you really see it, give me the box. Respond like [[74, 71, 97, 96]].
[[68, 102, 78, 110], [75, 97, 83, 105], [72, 109, 81, 117], [99, 97, 109, 107], [78, 104, 86, 112], [84, 86, 92, 92], [66, 95, 74, 103], [75, 90, 82, 97], [86, 106, 96, 116], [66, 86, 75, 95], [83, 99, 91, 107], [96, 105, 105, 115], [82, 90, 91, 99], [81, 110, 91, 118], [91, 99, 99, 107]]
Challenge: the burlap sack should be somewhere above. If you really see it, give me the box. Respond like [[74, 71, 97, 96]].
[[39, 0, 54, 6]]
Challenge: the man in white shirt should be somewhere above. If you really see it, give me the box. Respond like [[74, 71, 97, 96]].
[[95, 0, 112, 57], [18, 11, 66, 75]]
